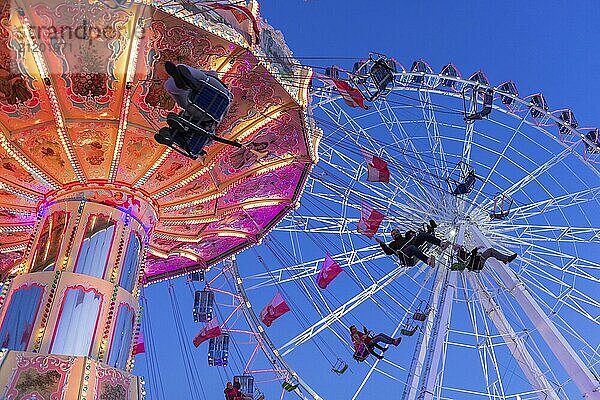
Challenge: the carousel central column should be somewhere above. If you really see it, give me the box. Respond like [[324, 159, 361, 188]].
[[0, 184, 156, 400]]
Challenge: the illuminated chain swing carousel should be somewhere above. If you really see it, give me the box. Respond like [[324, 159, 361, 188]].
[[0, 0, 316, 398]]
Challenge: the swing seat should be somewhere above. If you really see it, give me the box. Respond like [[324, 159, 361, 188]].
[[466, 255, 484, 272], [282, 381, 299, 392], [401, 326, 418, 336], [464, 88, 493, 121], [399, 254, 417, 267], [155, 112, 241, 160], [450, 262, 466, 271], [353, 343, 370, 362], [332, 363, 348, 375], [155, 72, 240, 160], [412, 311, 429, 322], [489, 210, 510, 220]]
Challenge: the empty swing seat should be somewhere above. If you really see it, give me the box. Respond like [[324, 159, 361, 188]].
[[413, 311, 430, 322], [401, 325, 418, 336], [412, 301, 430, 321], [187, 269, 204, 282], [465, 88, 493, 121], [282, 381, 299, 391], [490, 193, 513, 220], [332, 359, 348, 375]]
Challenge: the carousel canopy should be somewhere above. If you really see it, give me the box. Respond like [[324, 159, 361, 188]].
[[0, 0, 317, 283]]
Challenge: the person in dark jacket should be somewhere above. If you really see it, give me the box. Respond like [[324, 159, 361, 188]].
[[453, 245, 517, 271], [350, 325, 401, 360], [375, 226, 450, 267], [155, 61, 233, 159], [452, 170, 478, 195]]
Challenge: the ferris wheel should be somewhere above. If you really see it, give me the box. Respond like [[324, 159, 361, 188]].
[[232, 55, 600, 400]]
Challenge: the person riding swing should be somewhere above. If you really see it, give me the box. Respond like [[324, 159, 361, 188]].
[[155, 61, 241, 160], [375, 221, 450, 267], [349, 325, 401, 361]]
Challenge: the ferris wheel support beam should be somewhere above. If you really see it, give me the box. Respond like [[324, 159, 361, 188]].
[[467, 273, 561, 400], [470, 227, 600, 399], [403, 266, 448, 400], [414, 225, 463, 400], [418, 268, 457, 400]]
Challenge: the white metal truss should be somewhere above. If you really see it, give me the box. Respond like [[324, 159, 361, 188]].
[[233, 66, 600, 400]]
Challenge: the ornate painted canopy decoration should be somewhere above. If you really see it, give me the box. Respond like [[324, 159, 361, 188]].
[[0, 0, 316, 283]]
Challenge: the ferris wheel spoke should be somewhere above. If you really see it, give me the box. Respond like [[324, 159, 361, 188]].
[[309, 172, 431, 222], [418, 90, 450, 178], [461, 119, 475, 170], [468, 113, 529, 213], [500, 144, 579, 201], [369, 95, 447, 195], [318, 102, 448, 211], [508, 186, 600, 221], [490, 223, 600, 244], [276, 215, 359, 234], [278, 264, 429, 357], [244, 244, 386, 291], [508, 265, 600, 324]]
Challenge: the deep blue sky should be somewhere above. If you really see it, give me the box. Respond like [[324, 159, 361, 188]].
[[135, 2, 600, 399]]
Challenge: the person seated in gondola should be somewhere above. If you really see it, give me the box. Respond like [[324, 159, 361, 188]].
[[155, 61, 238, 160], [375, 223, 450, 268], [232, 381, 252, 400], [452, 245, 517, 272], [349, 325, 401, 360], [224, 382, 236, 400], [452, 170, 478, 195]]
